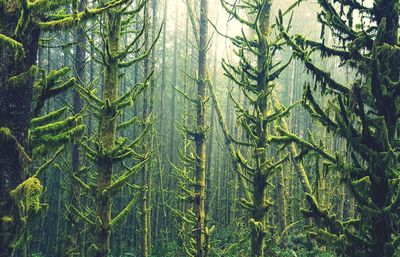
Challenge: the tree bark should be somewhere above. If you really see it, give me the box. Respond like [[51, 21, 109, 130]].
[[0, 7, 40, 257], [93, 11, 120, 257], [193, 0, 209, 256], [64, 2, 85, 256]]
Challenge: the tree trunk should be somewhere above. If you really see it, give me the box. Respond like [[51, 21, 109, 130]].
[[93, 12, 120, 257], [250, 3, 271, 256], [141, 3, 154, 256], [0, 8, 40, 257], [64, 2, 85, 256], [193, 0, 209, 256]]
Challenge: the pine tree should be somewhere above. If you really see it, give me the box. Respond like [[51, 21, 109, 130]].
[[0, 1, 131, 255], [64, 2, 86, 256], [71, 2, 162, 256], [276, 0, 400, 256], [220, 0, 294, 255]]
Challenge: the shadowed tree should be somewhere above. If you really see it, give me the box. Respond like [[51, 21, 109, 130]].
[[275, 0, 400, 256], [0, 1, 132, 255]]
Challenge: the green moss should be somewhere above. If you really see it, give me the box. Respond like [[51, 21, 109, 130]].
[[27, 0, 66, 13], [30, 115, 82, 138], [0, 127, 13, 144], [5, 65, 39, 88], [10, 177, 43, 223], [0, 127, 31, 163], [1, 216, 13, 224], [33, 68, 76, 114], [34, 67, 70, 90], [249, 218, 265, 234], [0, 34, 25, 60], [33, 124, 85, 155], [36, 0, 129, 31], [30, 107, 68, 128]]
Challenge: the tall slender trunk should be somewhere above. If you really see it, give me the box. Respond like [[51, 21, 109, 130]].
[[158, 0, 167, 134], [141, 3, 153, 256], [193, 0, 208, 256], [93, 12, 120, 257], [65, 2, 85, 256], [276, 166, 287, 233], [205, 24, 219, 221], [250, 3, 271, 256]]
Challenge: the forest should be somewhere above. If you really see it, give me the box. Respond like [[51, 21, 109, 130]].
[[1, 0, 399, 256]]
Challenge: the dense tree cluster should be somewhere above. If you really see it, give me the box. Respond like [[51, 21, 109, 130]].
[[0, 0, 399, 257]]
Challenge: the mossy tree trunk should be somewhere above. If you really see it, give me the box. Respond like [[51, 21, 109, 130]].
[[1, 2, 128, 255], [221, 0, 295, 255], [64, 2, 86, 256], [250, 2, 271, 256], [277, 0, 399, 255], [93, 11, 120, 257], [0, 7, 39, 257], [193, 0, 209, 256], [141, 3, 151, 257], [369, 3, 398, 256]]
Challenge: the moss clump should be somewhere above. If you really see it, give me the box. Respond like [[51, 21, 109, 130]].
[[1, 216, 13, 224], [10, 177, 43, 224], [0, 127, 13, 144]]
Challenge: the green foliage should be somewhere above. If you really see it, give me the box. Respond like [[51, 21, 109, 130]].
[[30, 107, 68, 128], [29, 109, 85, 156], [10, 177, 43, 224], [271, 245, 335, 257], [138, 226, 337, 257], [0, 33, 25, 60], [277, 0, 400, 256], [151, 241, 181, 257], [4, 65, 39, 89], [210, 224, 250, 257], [31, 253, 45, 257], [270, 230, 336, 257], [32, 67, 76, 114], [36, 0, 131, 31]]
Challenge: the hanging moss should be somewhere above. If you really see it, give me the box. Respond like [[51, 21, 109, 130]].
[[0, 33, 25, 60], [36, 0, 128, 31], [10, 177, 43, 224], [28, 0, 68, 13], [32, 124, 85, 155], [4, 65, 39, 89], [30, 115, 82, 138], [30, 107, 68, 128], [0, 127, 31, 163]]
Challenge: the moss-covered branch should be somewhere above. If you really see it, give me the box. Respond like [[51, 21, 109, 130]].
[[0, 34, 25, 60], [37, 0, 130, 30]]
